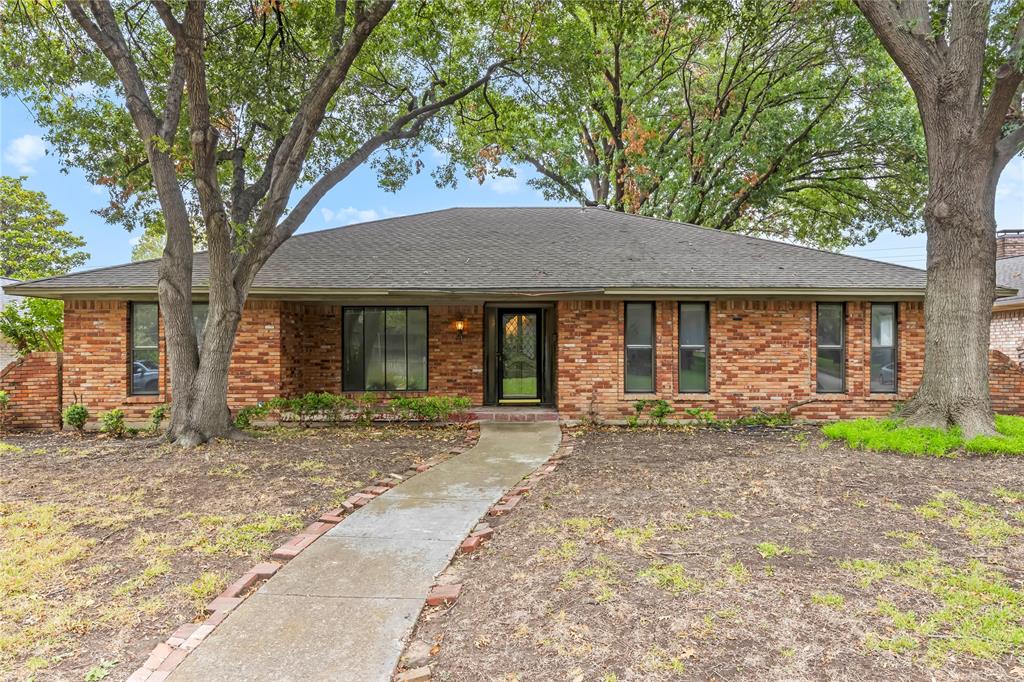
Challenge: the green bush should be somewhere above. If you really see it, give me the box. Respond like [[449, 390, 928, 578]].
[[99, 409, 126, 438], [233, 402, 270, 429], [62, 402, 89, 432], [389, 395, 472, 422], [149, 404, 168, 433], [647, 399, 674, 426], [0, 389, 9, 431], [269, 392, 354, 425], [822, 415, 1024, 457]]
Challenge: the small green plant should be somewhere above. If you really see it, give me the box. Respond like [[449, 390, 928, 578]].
[[811, 592, 845, 608], [639, 561, 702, 595], [99, 409, 126, 438], [683, 407, 716, 425], [0, 389, 9, 432], [84, 660, 118, 681], [756, 542, 793, 559], [62, 402, 90, 432], [233, 402, 270, 429], [356, 392, 382, 425], [389, 395, 472, 422], [148, 404, 168, 433], [625, 414, 640, 429], [180, 571, 228, 615], [822, 415, 1024, 457], [647, 399, 674, 426]]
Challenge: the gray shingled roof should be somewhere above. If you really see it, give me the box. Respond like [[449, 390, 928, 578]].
[[996, 255, 1024, 307], [10, 207, 931, 297]]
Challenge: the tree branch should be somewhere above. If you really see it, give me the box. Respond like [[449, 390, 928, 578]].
[[853, 0, 938, 91]]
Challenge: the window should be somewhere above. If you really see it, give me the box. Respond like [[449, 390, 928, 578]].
[[343, 307, 427, 391], [816, 303, 845, 393], [624, 302, 654, 393], [679, 302, 709, 392], [130, 302, 159, 395], [192, 303, 209, 346], [871, 303, 897, 393]]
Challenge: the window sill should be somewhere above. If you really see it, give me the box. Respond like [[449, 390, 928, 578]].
[[125, 395, 163, 404]]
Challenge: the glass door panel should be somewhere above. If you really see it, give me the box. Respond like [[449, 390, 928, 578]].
[[499, 311, 539, 401]]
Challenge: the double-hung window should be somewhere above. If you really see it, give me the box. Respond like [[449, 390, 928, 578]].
[[343, 307, 428, 391], [679, 302, 709, 392], [816, 303, 845, 393], [624, 302, 655, 393], [130, 302, 159, 395], [870, 303, 898, 393]]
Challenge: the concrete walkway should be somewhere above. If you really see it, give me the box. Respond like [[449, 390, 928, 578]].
[[170, 422, 561, 682]]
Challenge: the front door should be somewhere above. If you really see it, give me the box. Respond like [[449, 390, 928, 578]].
[[498, 310, 541, 403]]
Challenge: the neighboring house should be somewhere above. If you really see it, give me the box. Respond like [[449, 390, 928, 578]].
[[10, 207, 1011, 424], [993, 229, 1024, 362], [0, 277, 20, 371]]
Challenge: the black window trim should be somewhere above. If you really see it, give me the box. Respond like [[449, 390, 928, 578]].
[[678, 301, 710, 394], [129, 301, 159, 396], [870, 302, 899, 394], [624, 301, 656, 394], [816, 302, 846, 394], [342, 305, 429, 393]]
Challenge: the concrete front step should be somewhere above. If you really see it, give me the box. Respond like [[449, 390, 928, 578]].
[[470, 408, 559, 422]]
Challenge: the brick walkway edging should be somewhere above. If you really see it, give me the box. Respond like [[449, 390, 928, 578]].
[[124, 425, 480, 682], [394, 429, 574, 682]]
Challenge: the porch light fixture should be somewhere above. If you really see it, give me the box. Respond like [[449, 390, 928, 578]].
[[454, 319, 466, 339]]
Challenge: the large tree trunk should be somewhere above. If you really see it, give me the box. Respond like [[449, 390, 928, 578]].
[[900, 108, 999, 439], [164, 294, 245, 447]]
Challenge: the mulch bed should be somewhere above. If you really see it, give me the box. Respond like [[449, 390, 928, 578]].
[[0, 424, 471, 681], [412, 426, 1024, 681]]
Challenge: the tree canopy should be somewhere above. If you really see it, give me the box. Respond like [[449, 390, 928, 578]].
[[0, 175, 88, 279], [449, 0, 927, 249]]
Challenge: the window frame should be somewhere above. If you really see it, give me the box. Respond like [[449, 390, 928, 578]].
[[129, 302, 160, 396], [815, 302, 846, 394], [870, 302, 899, 394], [623, 301, 656, 394], [678, 302, 710, 394], [342, 306, 429, 393]]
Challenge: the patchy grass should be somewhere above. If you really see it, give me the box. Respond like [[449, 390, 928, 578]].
[[412, 427, 1024, 680], [0, 424, 470, 680], [822, 415, 1024, 457]]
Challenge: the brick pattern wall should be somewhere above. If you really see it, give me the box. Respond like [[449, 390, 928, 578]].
[[63, 299, 283, 424], [427, 305, 485, 403], [280, 302, 342, 395], [991, 309, 1024, 362], [990, 349, 1024, 416], [0, 352, 62, 430], [996, 235, 1024, 259], [556, 299, 925, 421]]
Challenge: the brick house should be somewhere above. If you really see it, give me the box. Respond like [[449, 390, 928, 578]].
[[9, 207, 1015, 426], [994, 230, 1024, 362]]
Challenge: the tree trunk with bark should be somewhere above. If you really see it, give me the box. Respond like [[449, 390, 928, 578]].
[[855, 0, 1024, 439]]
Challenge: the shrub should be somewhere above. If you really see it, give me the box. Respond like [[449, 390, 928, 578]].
[[647, 399, 674, 426], [269, 392, 354, 425], [0, 390, 9, 432], [356, 392, 382, 425], [148, 404, 168, 433], [99, 409, 126, 438], [389, 396, 472, 422], [234, 402, 270, 429], [62, 402, 89, 432]]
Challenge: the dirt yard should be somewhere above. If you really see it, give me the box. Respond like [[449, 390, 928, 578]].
[[0, 424, 471, 682], [412, 426, 1024, 681]]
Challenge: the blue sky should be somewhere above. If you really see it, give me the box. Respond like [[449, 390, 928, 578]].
[[3, 93, 1023, 273]]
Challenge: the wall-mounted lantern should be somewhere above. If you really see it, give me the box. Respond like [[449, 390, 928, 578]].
[[454, 319, 466, 339]]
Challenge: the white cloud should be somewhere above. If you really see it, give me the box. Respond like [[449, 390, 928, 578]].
[[485, 174, 521, 195], [320, 206, 393, 226], [3, 134, 47, 174]]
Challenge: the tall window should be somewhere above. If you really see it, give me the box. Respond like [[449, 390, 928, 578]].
[[130, 302, 159, 395], [343, 307, 427, 391], [624, 302, 655, 393], [816, 303, 845, 393], [871, 303, 898, 393], [679, 302, 709, 393]]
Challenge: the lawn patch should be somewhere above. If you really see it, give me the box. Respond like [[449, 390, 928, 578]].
[[822, 415, 1024, 457]]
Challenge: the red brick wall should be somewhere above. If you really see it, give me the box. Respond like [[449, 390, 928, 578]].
[[990, 349, 1024, 416], [280, 302, 342, 395], [63, 299, 282, 424], [556, 299, 926, 421], [0, 352, 62, 430], [426, 305, 484, 404], [991, 308, 1024, 362]]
